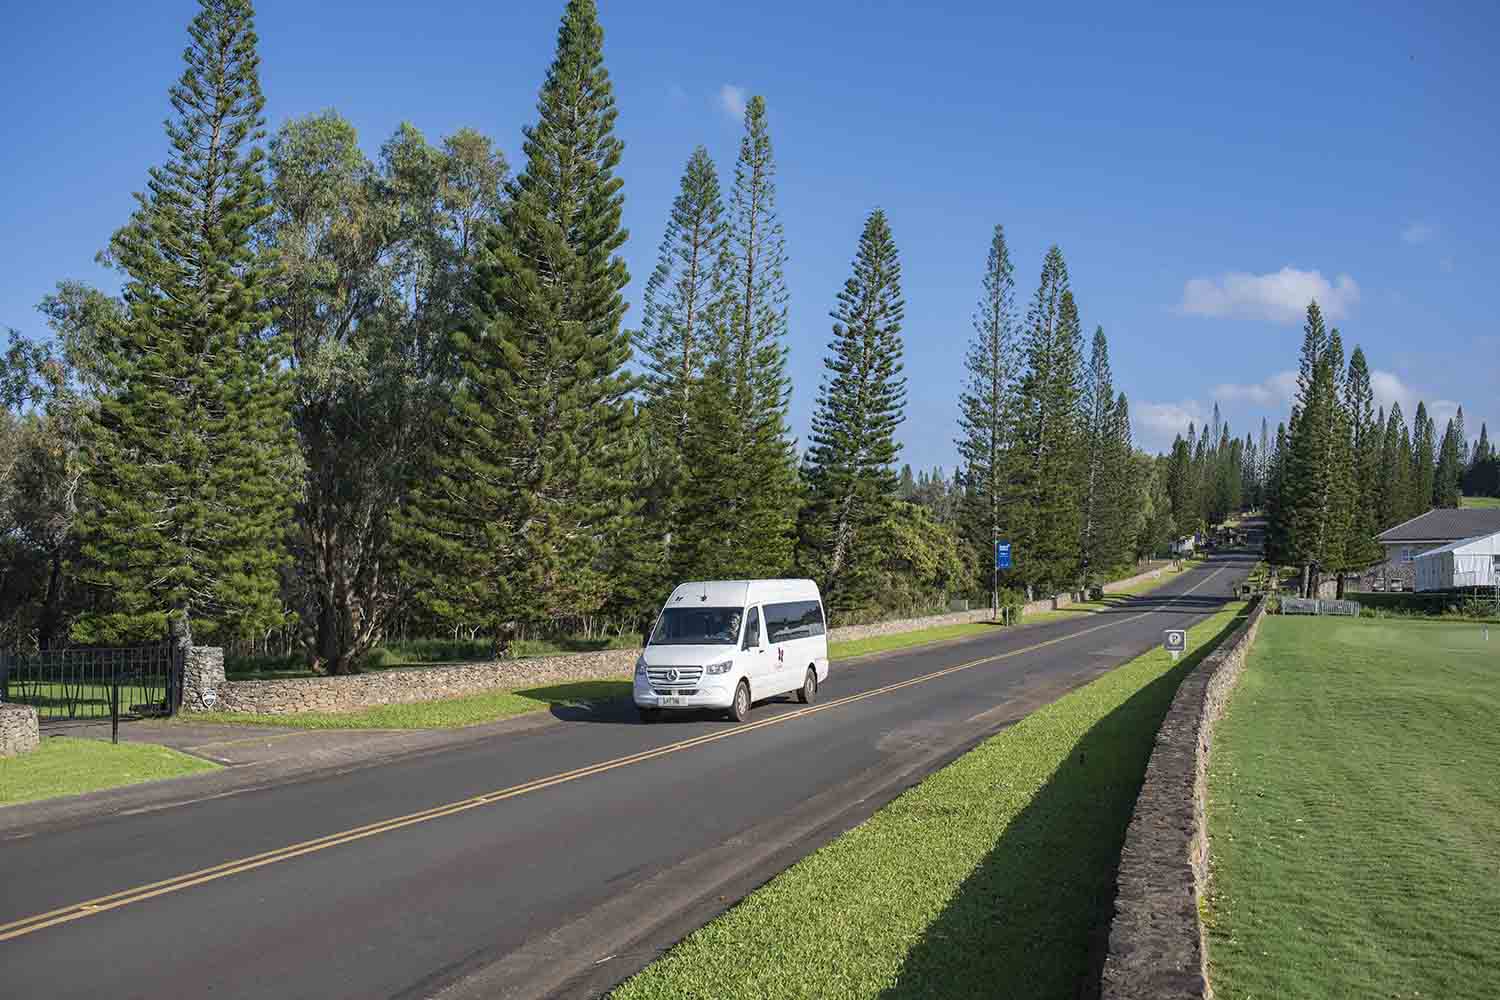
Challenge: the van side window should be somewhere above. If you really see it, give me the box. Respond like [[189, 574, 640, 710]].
[[764, 600, 826, 643], [743, 606, 761, 649]]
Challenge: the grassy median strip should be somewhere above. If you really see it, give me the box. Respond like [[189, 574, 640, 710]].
[[614, 602, 1249, 1000], [186, 679, 632, 730], [0, 738, 220, 806], [1205, 617, 1500, 999]]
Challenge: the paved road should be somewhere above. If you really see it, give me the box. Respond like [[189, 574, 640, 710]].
[[0, 551, 1252, 1000]]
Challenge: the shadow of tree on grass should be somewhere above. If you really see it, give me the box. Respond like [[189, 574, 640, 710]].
[[877, 606, 1249, 1000]]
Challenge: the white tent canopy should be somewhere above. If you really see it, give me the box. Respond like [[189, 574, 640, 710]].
[[1413, 531, 1500, 591]]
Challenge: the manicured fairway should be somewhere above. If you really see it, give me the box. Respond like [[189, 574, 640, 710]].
[[615, 603, 1250, 1000], [1206, 617, 1500, 999]]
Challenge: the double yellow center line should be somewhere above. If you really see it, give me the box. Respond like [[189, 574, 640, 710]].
[[0, 566, 1224, 944]]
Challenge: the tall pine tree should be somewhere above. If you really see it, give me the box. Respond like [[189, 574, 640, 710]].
[[955, 224, 1018, 614], [1342, 347, 1384, 573], [1411, 401, 1437, 511], [1078, 326, 1114, 583], [1378, 402, 1412, 527], [799, 209, 907, 614], [676, 95, 800, 578], [637, 145, 726, 578], [1008, 248, 1084, 595], [399, 0, 639, 643], [1097, 391, 1137, 571], [77, 0, 296, 644], [1279, 303, 1347, 595], [1434, 419, 1461, 508]]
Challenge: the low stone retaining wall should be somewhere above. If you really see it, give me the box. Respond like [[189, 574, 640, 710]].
[[1102, 563, 1173, 595], [1099, 597, 1266, 1000], [0, 702, 41, 757], [826, 607, 993, 643], [195, 647, 642, 716], [189, 580, 1170, 718]]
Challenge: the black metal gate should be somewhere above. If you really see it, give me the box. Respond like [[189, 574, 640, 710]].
[[0, 643, 183, 726]]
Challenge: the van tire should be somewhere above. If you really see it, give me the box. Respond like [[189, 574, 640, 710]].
[[638, 707, 660, 724], [797, 667, 817, 705], [729, 681, 751, 723]]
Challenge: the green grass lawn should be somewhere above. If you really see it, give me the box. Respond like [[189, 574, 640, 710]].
[[0, 737, 219, 806], [615, 602, 1250, 1000], [1205, 617, 1500, 999], [186, 679, 632, 730], [1460, 494, 1500, 509]]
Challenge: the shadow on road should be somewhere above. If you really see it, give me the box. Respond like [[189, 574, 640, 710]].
[[873, 604, 1250, 1000]]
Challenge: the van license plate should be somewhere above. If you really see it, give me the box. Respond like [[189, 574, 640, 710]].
[[660, 696, 686, 706]]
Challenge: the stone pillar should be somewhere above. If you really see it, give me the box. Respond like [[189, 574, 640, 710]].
[[0, 702, 40, 756], [182, 647, 226, 711]]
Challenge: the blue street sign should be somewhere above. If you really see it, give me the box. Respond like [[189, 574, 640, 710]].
[[995, 541, 1012, 570]]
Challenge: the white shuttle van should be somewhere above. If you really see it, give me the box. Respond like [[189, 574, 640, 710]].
[[634, 579, 830, 723]]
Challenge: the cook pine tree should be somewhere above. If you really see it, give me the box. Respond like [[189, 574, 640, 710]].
[[676, 95, 800, 579], [77, 0, 296, 644], [1078, 326, 1115, 584], [800, 209, 907, 614], [956, 224, 1018, 616], [1008, 247, 1084, 596], [637, 145, 727, 581], [1411, 401, 1436, 510], [399, 0, 641, 644], [1342, 347, 1385, 577]]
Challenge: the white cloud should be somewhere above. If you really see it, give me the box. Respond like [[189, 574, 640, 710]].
[[1370, 370, 1461, 427], [1134, 399, 1209, 452], [1213, 370, 1299, 407], [1177, 267, 1361, 324], [1402, 221, 1437, 245], [718, 83, 747, 119]]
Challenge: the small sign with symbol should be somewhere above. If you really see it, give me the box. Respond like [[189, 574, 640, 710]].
[[1163, 629, 1187, 661], [995, 541, 1012, 570]]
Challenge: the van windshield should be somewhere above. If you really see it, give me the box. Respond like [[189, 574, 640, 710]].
[[650, 606, 743, 646]]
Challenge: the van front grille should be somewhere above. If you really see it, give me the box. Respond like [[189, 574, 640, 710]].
[[646, 666, 703, 687]]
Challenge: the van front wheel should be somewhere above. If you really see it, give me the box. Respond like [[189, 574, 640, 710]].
[[729, 681, 751, 723], [797, 668, 817, 705]]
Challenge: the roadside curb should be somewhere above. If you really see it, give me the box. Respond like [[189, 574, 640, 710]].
[[1100, 596, 1266, 1000]]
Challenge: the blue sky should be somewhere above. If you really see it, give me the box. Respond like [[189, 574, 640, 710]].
[[3, 0, 1496, 467]]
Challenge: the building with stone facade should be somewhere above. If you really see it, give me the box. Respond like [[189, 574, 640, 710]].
[[1372, 508, 1500, 590]]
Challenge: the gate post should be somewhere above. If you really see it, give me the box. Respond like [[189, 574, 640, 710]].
[[111, 653, 120, 744]]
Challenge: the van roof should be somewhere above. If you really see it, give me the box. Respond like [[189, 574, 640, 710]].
[[667, 579, 821, 608]]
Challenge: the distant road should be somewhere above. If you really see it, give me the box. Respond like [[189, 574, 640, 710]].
[[0, 551, 1253, 1000]]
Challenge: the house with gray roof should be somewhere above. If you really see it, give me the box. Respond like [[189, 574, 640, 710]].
[[1371, 508, 1500, 589]]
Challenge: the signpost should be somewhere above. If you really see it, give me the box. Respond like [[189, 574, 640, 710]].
[[1163, 629, 1187, 662], [993, 541, 1013, 625]]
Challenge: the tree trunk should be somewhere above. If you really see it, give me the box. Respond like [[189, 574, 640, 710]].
[[1301, 563, 1312, 599], [38, 549, 66, 651]]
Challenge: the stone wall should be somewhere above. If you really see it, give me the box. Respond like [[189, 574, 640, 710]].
[[0, 702, 40, 757], [182, 646, 226, 711], [824, 607, 994, 643], [1100, 597, 1267, 1000], [1102, 564, 1172, 595], [189, 571, 1176, 717], [197, 647, 642, 716]]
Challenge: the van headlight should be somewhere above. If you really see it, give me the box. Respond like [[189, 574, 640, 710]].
[[635, 656, 648, 678], [705, 660, 733, 675]]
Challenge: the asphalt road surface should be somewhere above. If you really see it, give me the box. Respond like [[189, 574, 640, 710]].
[[0, 550, 1253, 1000]]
